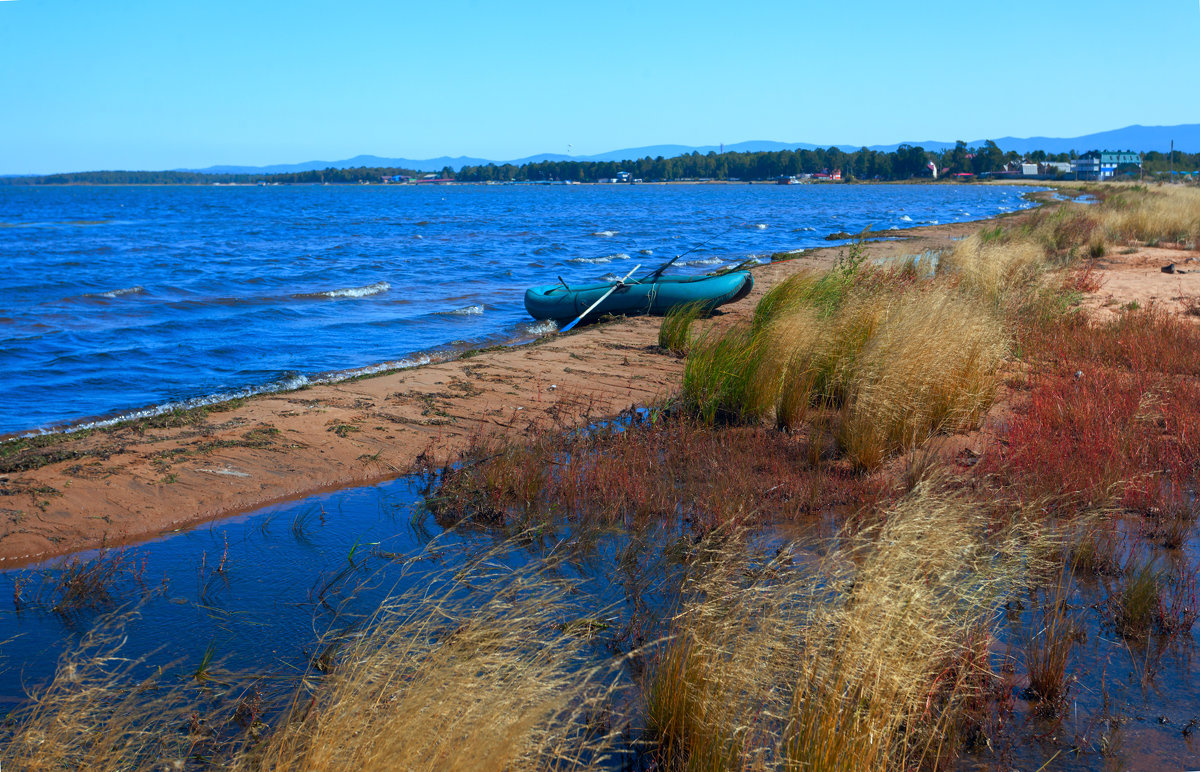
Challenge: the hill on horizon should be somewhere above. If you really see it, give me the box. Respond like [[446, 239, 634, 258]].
[[177, 124, 1199, 175], [7, 124, 1193, 178]]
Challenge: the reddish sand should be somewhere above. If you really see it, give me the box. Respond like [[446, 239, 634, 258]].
[[1082, 244, 1200, 319], [0, 210, 1052, 566]]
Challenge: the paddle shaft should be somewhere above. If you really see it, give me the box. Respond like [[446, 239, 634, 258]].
[[643, 225, 740, 281], [559, 264, 641, 333]]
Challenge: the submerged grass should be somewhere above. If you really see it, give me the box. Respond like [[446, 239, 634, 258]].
[[1, 544, 624, 772], [244, 550, 621, 772], [644, 478, 1052, 771]]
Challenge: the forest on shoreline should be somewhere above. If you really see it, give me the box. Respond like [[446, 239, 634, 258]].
[[4, 144, 1197, 186]]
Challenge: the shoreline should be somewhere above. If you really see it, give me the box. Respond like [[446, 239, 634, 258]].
[[0, 202, 1052, 567]]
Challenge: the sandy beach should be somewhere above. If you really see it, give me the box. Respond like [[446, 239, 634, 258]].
[[5, 195, 1184, 567]]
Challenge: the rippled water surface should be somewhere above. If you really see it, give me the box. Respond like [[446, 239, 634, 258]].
[[0, 183, 1036, 435]]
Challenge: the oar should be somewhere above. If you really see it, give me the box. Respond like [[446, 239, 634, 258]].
[[559, 264, 640, 334], [641, 225, 740, 282]]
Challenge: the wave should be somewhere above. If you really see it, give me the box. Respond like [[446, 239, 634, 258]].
[[525, 319, 559, 335], [85, 286, 145, 299], [296, 281, 390, 300], [753, 223, 767, 230], [591, 230, 618, 237], [792, 226, 816, 232], [439, 304, 484, 316], [899, 215, 913, 222], [569, 253, 628, 264], [639, 248, 654, 255], [683, 256, 724, 267], [27, 356, 438, 438]]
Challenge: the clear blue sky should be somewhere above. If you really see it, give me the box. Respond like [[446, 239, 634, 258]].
[[1, 0, 1197, 174]]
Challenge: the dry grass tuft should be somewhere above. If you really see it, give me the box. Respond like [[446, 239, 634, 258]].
[[644, 478, 1052, 770], [838, 285, 1008, 468], [0, 618, 212, 770], [246, 552, 619, 771], [941, 231, 1048, 307], [750, 281, 1008, 469], [1098, 185, 1200, 246], [1, 547, 622, 772]]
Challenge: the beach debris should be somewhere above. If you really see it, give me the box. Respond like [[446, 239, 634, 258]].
[[197, 466, 251, 478], [548, 384, 557, 391], [1162, 263, 1176, 274]]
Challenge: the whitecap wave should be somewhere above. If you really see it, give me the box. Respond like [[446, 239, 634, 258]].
[[683, 256, 724, 267], [441, 304, 484, 316], [792, 226, 816, 232], [639, 248, 654, 255], [753, 223, 767, 230], [300, 281, 390, 299], [569, 256, 612, 264], [592, 230, 618, 237], [87, 286, 145, 299], [526, 319, 559, 335], [899, 215, 913, 222]]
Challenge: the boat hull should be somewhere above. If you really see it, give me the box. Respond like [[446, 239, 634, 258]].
[[524, 271, 754, 323]]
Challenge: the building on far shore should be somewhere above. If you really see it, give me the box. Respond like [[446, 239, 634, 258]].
[[1071, 151, 1141, 180], [985, 153, 1140, 181], [1039, 161, 1072, 176]]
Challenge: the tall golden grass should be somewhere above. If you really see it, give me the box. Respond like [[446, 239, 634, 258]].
[[0, 547, 622, 772], [704, 276, 1008, 469], [1098, 184, 1200, 246], [837, 286, 1008, 468], [941, 230, 1047, 307], [644, 479, 1052, 771], [0, 616, 215, 770], [244, 554, 619, 771]]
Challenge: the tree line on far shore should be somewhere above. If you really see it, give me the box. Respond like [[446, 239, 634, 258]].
[[3, 146, 1197, 186], [456, 143, 1200, 183], [0, 166, 425, 186]]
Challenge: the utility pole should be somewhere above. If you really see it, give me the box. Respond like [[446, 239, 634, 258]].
[[1170, 139, 1174, 180]]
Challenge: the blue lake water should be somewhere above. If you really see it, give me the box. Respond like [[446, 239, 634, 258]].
[[0, 183, 1037, 436]]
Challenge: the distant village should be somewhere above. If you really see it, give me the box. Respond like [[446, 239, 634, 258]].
[[984, 150, 1144, 181]]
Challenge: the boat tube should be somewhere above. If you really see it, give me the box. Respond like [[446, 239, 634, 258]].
[[524, 271, 754, 323]]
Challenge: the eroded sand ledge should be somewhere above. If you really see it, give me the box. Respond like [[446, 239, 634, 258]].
[[13, 199, 1167, 567]]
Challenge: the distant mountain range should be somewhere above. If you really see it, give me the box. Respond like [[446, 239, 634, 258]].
[[180, 124, 1200, 175]]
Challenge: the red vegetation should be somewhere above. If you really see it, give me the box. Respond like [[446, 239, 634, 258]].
[[419, 410, 888, 533], [987, 309, 1200, 518]]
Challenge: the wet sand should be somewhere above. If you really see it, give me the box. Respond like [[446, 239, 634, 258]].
[[0, 207, 1057, 566]]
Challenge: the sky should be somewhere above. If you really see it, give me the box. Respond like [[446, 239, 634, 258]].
[[1, 0, 1198, 174]]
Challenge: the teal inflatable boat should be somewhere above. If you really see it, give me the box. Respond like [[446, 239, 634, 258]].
[[524, 270, 754, 324]]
